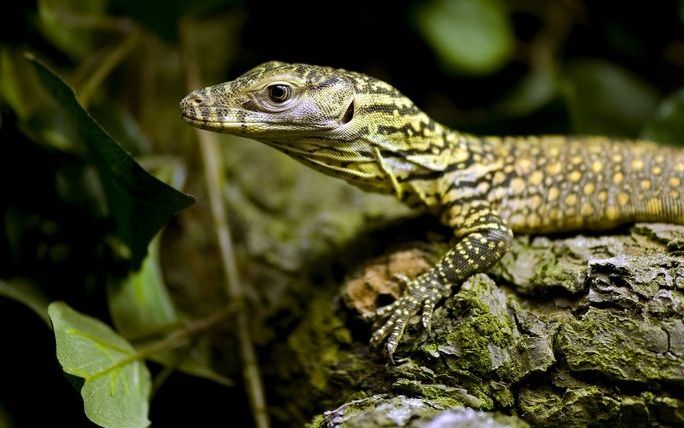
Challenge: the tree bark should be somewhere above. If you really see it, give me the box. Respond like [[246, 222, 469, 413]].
[[215, 142, 684, 427], [300, 222, 684, 427]]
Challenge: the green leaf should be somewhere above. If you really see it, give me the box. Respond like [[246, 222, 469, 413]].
[[26, 55, 195, 268], [563, 60, 660, 137], [414, 0, 514, 75], [108, 235, 178, 340], [91, 106, 152, 155], [641, 87, 684, 146], [0, 49, 48, 121], [151, 340, 233, 387], [109, 224, 232, 386], [108, 158, 231, 386], [49, 302, 151, 428], [0, 279, 50, 325]]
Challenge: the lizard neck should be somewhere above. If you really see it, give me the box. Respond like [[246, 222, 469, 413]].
[[341, 111, 501, 212]]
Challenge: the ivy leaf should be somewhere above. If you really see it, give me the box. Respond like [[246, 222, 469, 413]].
[[49, 302, 151, 428], [26, 55, 195, 268], [414, 0, 514, 75], [642, 87, 684, 146]]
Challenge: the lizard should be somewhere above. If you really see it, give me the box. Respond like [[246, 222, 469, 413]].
[[180, 61, 684, 358]]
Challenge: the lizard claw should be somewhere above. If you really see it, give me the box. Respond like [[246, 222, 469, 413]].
[[391, 273, 412, 285], [369, 277, 443, 359], [422, 286, 442, 334], [370, 293, 419, 358]]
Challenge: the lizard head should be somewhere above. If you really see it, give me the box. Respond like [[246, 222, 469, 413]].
[[180, 61, 450, 196], [180, 61, 357, 137]]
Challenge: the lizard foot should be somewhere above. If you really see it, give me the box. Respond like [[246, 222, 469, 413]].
[[369, 275, 443, 359]]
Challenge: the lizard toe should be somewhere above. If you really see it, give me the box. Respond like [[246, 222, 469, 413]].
[[369, 293, 421, 357], [420, 287, 442, 334]]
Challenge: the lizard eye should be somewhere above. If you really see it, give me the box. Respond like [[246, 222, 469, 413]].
[[268, 84, 292, 103]]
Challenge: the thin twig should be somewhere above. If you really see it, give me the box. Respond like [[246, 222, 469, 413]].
[[133, 304, 235, 360], [88, 303, 235, 382], [179, 19, 271, 428]]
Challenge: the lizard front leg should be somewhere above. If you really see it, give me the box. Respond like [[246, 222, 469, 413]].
[[370, 204, 513, 358]]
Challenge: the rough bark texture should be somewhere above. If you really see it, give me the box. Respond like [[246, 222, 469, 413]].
[[215, 140, 684, 427]]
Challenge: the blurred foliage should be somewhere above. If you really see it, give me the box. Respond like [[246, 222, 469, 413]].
[[562, 59, 660, 137], [0, 0, 682, 426], [414, 0, 514, 75]]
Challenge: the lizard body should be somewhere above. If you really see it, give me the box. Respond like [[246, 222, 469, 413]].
[[181, 61, 684, 357]]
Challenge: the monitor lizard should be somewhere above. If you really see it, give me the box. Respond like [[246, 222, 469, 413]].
[[180, 61, 684, 358]]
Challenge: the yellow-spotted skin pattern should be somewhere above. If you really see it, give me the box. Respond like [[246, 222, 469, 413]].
[[490, 136, 684, 233], [181, 62, 684, 359]]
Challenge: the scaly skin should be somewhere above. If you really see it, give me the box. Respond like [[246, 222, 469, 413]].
[[180, 61, 684, 358]]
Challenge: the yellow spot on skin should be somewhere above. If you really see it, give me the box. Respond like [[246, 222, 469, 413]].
[[571, 155, 582, 165], [527, 213, 541, 228], [546, 162, 562, 175], [493, 171, 506, 185], [652, 166, 662, 175], [548, 187, 559, 201], [581, 204, 594, 216], [641, 180, 651, 190], [592, 161, 603, 173], [529, 171, 543, 186], [606, 206, 619, 221], [568, 170, 582, 182], [617, 192, 630, 206], [490, 187, 507, 201], [671, 191, 680, 199], [584, 183, 595, 195], [612, 154, 623, 163], [515, 158, 532, 174], [564, 194, 577, 206], [510, 177, 525, 194], [549, 208, 562, 221], [670, 177, 681, 187], [676, 164, 684, 173], [647, 199, 662, 213], [598, 191, 608, 202], [509, 213, 526, 227], [613, 172, 624, 184], [631, 159, 644, 171], [529, 195, 543, 210]]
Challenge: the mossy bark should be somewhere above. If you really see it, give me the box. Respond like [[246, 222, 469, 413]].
[[214, 140, 684, 427]]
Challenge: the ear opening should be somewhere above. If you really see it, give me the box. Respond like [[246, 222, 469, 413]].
[[341, 99, 355, 124]]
